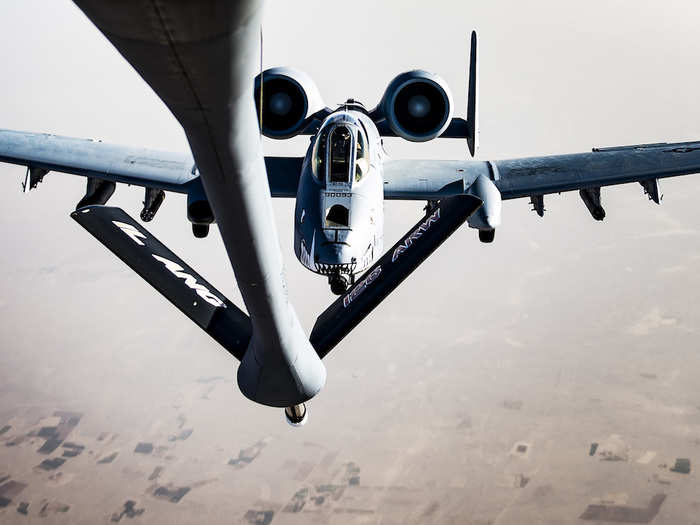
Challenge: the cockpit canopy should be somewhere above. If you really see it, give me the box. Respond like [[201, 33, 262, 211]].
[[311, 115, 369, 185]]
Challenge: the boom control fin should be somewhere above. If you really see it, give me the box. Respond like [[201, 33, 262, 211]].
[[71, 205, 251, 360], [466, 30, 478, 157], [310, 195, 482, 357]]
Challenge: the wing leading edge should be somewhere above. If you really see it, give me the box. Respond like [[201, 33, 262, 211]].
[[311, 195, 483, 357], [382, 140, 700, 202]]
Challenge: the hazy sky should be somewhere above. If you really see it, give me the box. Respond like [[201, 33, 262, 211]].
[[1, 0, 699, 434]]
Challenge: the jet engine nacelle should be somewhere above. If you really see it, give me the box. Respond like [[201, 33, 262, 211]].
[[379, 70, 454, 142], [254, 67, 324, 139]]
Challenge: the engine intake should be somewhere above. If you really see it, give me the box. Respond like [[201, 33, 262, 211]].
[[254, 67, 324, 139], [379, 70, 453, 142]]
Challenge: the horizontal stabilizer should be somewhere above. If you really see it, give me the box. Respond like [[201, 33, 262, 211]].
[[310, 195, 482, 357], [71, 205, 251, 360]]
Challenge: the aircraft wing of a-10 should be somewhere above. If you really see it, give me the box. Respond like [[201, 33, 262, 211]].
[[2, 1, 699, 425]]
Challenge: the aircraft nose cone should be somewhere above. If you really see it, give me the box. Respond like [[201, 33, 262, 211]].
[[317, 242, 352, 264]]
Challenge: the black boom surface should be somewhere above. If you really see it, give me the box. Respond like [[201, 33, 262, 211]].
[[310, 195, 482, 357], [72, 205, 251, 360]]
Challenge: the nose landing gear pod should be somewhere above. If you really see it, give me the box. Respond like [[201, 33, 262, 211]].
[[329, 272, 349, 295], [285, 403, 308, 427]]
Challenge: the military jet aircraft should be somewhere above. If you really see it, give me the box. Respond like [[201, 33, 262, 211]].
[[2, 1, 700, 425]]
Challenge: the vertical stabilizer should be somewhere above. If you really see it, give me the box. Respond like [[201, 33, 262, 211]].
[[466, 30, 479, 157]]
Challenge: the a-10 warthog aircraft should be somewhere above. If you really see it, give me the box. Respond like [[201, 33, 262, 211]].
[[2, 1, 700, 425]]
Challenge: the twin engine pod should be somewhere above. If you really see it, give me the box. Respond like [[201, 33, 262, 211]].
[[254, 67, 454, 143], [377, 70, 454, 142]]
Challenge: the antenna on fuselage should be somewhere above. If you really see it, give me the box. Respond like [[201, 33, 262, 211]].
[[466, 30, 478, 157]]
